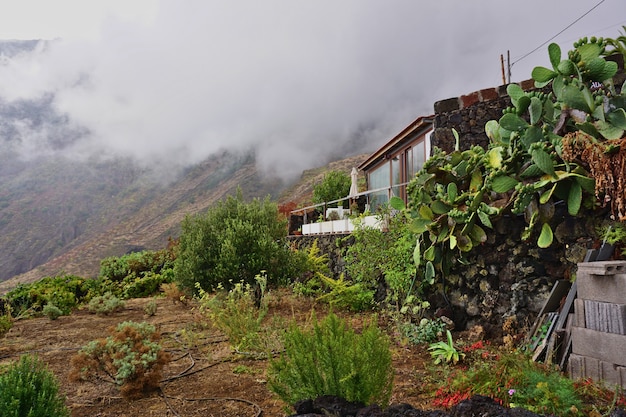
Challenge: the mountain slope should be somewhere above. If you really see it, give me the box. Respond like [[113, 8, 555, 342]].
[[0, 151, 368, 293]]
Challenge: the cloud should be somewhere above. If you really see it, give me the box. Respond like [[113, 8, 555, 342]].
[[0, 0, 621, 180]]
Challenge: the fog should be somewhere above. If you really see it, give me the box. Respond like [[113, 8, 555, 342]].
[[0, 0, 623, 181]]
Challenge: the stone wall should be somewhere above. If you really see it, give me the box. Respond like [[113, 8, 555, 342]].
[[431, 79, 539, 153]]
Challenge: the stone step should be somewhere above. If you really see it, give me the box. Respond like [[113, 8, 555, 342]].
[[571, 326, 626, 367], [569, 353, 626, 390]]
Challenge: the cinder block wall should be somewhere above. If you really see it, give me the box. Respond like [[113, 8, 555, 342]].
[[569, 261, 626, 391]]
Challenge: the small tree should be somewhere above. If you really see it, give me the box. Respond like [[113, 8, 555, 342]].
[[268, 312, 394, 407], [0, 355, 69, 417], [174, 188, 302, 292], [313, 170, 351, 208]]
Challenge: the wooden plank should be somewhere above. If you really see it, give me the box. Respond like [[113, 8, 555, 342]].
[[538, 280, 572, 318], [555, 282, 577, 330], [532, 312, 559, 362], [545, 329, 564, 365], [559, 338, 573, 371], [528, 280, 571, 346]]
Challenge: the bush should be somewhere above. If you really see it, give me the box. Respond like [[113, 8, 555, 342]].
[[144, 299, 158, 316], [71, 321, 170, 399], [343, 212, 428, 316], [42, 303, 64, 320], [268, 312, 394, 407], [5, 275, 96, 317], [87, 292, 125, 315], [312, 170, 351, 208], [0, 355, 69, 417], [0, 304, 12, 337], [449, 351, 582, 416], [174, 188, 304, 292], [198, 273, 269, 352], [399, 318, 447, 345], [98, 247, 176, 299]]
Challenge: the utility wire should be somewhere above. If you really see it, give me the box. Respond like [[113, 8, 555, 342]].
[[511, 0, 607, 67]]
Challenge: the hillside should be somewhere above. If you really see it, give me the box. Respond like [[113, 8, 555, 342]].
[[0, 151, 368, 293]]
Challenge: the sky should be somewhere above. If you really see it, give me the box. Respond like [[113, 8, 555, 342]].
[[0, 0, 624, 181]]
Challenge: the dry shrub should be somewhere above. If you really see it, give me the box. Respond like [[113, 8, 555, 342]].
[[562, 133, 626, 220], [70, 321, 170, 399], [160, 283, 187, 305]]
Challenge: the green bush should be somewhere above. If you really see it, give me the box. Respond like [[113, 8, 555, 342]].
[[174, 188, 304, 292], [98, 247, 176, 299], [399, 318, 447, 345], [312, 170, 351, 208], [317, 273, 375, 312], [5, 275, 96, 317], [268, 312, 393, 407], [451, 352, 581, 416], [344, 212, 428, 316], [87, 291, 125, 315], [198, 273, 269, 352], [71, 321, 170, 399], [0, 304, 12, 337], [0, 355, 69, 417], [42, 303, 64, 320]]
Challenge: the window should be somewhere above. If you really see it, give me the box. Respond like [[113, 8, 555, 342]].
[[368, 162, 390, 212]]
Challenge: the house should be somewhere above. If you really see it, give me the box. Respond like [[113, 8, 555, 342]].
[[358, 115, 434, 211]]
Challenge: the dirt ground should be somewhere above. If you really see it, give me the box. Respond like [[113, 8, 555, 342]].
[[0, 290, 436, 417]]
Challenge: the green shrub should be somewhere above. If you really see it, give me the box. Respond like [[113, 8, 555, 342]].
[[198, 273, 269, 352], [0, 305, 12, 337], [174, 188, 304, 292], [98, 247, 176, 299], [344, 212, 427, 316], [317, 273, 375, 312], [5, 275, 95, 317], [71, 321, 170, 399], [312, 170, 351, 208], [451, 351, 582, 416], [87, 291, 125, 315], [42, 303, 64, 320], [0, 355, 69, 417], [268, 312, 393, 407], [398, 318, 446, 345], [144, 299, 158, 316]]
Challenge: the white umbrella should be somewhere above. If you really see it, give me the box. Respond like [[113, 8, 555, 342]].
[[348, 167, 359, 198]]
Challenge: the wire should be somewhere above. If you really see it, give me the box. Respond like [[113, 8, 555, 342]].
[[511, 0, 607, 67]]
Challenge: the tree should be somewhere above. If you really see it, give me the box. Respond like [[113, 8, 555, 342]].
[[174, 188, 303, 292], [313, 170, 351, 208]]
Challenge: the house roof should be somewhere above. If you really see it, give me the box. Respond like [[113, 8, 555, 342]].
[[358, 114, 434, 172]]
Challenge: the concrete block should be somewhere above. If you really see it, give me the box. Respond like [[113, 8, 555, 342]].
[[568, 354, 626, 391], [601, 361, 624, 387], [576, 261, 626, 304], [571, 326, 626, 366], [574, 299, 585, 328], [568, 353, 583, 379], [584, 300, 597, 330], [585, 356, 602, 381], [578, 261, 626, 277], [582, 300, 626, 334]]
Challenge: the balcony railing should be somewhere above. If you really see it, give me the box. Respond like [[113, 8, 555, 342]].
[[288, 183, 409, 235]]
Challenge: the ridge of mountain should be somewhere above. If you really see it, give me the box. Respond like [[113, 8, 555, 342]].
[[0, 151, 369, 293]]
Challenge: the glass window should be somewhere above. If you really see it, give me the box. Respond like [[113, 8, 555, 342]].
[[391, 156, 401, 198], [368, 162, 390, 212]]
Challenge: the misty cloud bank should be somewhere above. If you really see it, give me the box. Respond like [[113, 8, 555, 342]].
[[0, 1, 620, 181]]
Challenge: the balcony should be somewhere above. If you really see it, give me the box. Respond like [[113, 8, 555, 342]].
[[289, 185, 404, 236]]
